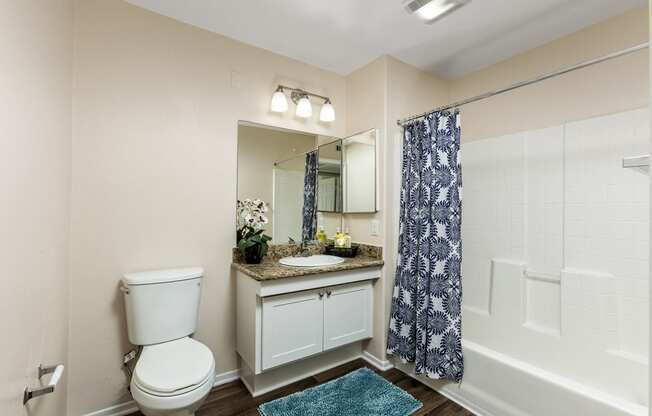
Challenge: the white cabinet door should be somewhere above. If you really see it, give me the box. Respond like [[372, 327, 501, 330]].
[[323, 281, 373, 351], [262, 289, 324, 370]]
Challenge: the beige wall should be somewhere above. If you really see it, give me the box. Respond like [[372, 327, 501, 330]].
[[68, 1, 346, 414], [237, 124, 316, 239], [451, 6, 649, 142], [1, 1, 72, 415], [344, 57, 388, 247]]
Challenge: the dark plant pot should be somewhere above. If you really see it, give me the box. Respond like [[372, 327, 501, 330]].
[[244, 245, 264, 264]]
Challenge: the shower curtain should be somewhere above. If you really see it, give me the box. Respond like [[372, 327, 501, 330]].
[[301, 151, 318, 241], [387, 111, 464, 382]]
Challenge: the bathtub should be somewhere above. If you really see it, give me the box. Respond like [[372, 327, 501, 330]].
[[394, 340, 647, 416], [451, 109, 650, 416]]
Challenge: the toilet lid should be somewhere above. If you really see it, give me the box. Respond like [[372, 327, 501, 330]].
[[133, 337, 214, 396]]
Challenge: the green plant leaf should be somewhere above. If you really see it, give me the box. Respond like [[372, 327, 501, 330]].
[[238, 239, 256, 252]]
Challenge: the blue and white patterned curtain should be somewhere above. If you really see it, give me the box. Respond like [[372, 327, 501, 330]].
[[301, 151, 318, 241], [387, 111, 463, 382]]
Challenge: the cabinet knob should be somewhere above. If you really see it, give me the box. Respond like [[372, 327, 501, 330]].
[[318, 292, 324, 299], [326, 290, 332, 297]]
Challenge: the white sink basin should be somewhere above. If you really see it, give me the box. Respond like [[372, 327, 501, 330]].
[[279, 255, 345, 267]]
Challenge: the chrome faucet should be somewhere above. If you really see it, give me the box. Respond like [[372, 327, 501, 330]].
[[298, 240, 318, 257]]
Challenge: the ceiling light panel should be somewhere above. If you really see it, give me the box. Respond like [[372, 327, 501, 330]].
[[404, 0, 471, 24]]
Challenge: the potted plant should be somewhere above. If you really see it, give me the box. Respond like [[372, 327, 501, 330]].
[[236, 198, 272, 264]]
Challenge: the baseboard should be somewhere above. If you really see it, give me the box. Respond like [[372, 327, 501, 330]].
[[82, 368, 241, 416], [360, 350, 394, 371], [213, 368, 241, 385], [83, 352, 392, 416], [82, 401, 139, 416]]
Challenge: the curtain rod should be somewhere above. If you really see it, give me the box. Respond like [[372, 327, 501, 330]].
[[273, 152, 311, 166], [397, 42, 649, 126]]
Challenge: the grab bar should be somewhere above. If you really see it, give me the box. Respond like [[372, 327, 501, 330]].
[[622, 154, 649, 168], [23, 364, 64, 405]]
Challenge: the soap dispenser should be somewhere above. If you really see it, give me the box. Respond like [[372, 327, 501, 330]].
[[343, 227, 352, 249], [334, 227, 345, 248], [315, 226, 327, 243]]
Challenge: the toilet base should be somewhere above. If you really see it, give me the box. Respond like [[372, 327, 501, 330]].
[[135, 398, 203, 416], [137, 411, 195, 416], [136, 407, 197, 416], [131, 371, 213, 416], [135, 397, 203, 416]]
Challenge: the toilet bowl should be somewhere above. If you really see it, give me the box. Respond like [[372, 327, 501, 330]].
[[121, 267, 215, 416], [130, 337, 215, 416]]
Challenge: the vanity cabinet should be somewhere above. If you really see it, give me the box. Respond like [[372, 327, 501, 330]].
[[236, 267, 379, 382], [323, 282, 372, 351], [261, 289, 325, 370], [260, 281, 372, 370]]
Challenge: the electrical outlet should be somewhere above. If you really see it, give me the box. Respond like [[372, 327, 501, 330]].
[[370, 219, 380, 236]]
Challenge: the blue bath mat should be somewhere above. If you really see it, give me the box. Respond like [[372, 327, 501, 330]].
[[258, 367, 422, 416]]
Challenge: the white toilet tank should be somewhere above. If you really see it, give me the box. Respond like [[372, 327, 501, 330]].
[[122, 267, 204, 346]]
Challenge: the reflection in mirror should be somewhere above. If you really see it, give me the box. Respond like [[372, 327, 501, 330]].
[[273, 154, 308, 243], [237, 122, 317, 244], [299, 150, 318, 242], [237, 122, 343, 245], [343, 129, 377, 213], [317, 140, 342, 213]]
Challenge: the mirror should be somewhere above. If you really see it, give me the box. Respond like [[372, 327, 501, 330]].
[[237, 122, 342, 244], [342, 129, 377, 213], [237, 122, 377, 245]]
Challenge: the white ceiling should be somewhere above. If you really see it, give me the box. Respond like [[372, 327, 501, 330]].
[[126, 0, 646, 79]]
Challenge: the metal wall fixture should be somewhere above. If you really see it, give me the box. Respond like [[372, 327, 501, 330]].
[[24, 364, 65, 405], [622, 154, 650, 170], [270, 85, 335, 122]]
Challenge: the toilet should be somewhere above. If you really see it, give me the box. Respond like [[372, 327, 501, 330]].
[[122, 267, 215, 416]]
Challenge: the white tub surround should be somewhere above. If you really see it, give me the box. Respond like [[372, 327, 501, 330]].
[[453, 107, 649, 415], [235, 265, 381, 396]]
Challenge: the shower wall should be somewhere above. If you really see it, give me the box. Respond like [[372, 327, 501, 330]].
[[459, 107, 649, 413]]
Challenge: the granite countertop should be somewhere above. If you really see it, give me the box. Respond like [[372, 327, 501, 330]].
[[232, 243, 384, 281]]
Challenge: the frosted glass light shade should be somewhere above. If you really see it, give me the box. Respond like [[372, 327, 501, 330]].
[[319, 102, 335, 122], [295, 96, 312, 118], [270, 90, 288, 113]]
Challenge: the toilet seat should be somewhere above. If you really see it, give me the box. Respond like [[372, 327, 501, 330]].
[[133, 337, 215, 397], [130, 372, 214, 415]]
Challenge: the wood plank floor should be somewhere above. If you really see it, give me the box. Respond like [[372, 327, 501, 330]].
[[129, 359, 474, 415]]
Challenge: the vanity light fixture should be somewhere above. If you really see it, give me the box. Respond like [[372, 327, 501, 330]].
[[295, 95, 313, 118], [404, 0, 470, 24], [270, 85, 335, 122], [320, 100, 335, 122], [270, 86, 289, 113]]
